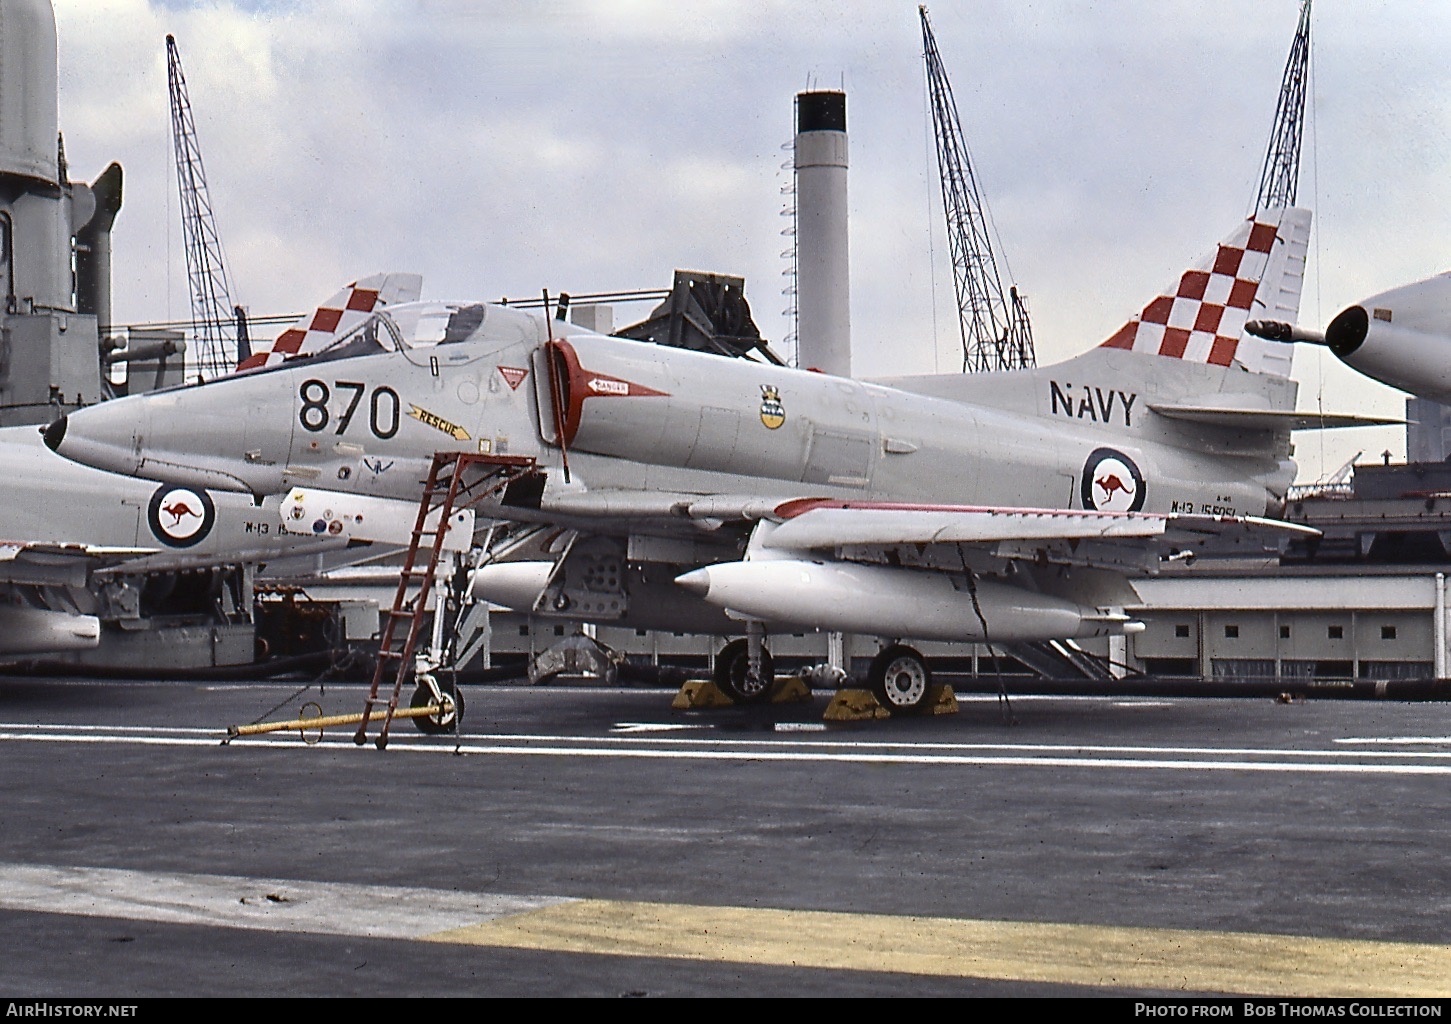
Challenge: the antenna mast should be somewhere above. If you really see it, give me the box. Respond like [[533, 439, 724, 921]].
[[166, 34, 240, 380], [920, 5, 1034, 373], [1254, 0, 1311, 211]]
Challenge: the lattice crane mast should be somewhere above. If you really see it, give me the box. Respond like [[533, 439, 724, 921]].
[[166, 33, 244, 381], [1254, 0, 1312, 212], [920, 5, 1034, 373]]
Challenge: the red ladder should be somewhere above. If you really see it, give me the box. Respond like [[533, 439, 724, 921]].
[[354, 451, 540, 749]]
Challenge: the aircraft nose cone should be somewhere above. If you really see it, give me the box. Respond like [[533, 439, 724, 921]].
[[42, 415, 67, 453], [673, 568, 711, 597]]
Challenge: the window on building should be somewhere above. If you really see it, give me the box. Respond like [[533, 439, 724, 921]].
[[1212, 658, 1273, 680], [1360, 660, 1431, 681], [1328, 625, 1344, 640], [1287, 659, 1352, 679], [553, 624, 565, 636], [1280, 625, 1290, 639], [1224, 624, 1239, 639], [1174, 624, 1190, 638], [1382, 625, 1397, 640], [518, 625, 529, 636]]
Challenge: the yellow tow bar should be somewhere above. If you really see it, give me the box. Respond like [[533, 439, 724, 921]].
[[226, 702, 443, 742]]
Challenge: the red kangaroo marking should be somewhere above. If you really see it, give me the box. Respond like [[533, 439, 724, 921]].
[[1096, 473, 1135, 501], [161, 501, 202, 526]]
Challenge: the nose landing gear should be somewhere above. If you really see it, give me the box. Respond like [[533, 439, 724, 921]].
[[712, 637, 776, 705], [410, 678, 463, 734]]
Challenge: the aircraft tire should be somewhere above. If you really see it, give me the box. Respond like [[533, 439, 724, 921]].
[[713, 638, 775, 705], [868, 645, 931, 715], [410, 681, 463, 734]]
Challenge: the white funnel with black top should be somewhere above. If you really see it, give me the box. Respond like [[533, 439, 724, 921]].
[[794, 90, 850, 377]]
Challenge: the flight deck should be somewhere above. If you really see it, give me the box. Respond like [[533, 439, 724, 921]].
[[1, 675, 1449, 999]]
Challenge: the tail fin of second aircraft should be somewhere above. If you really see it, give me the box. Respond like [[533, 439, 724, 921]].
[[1097, 206, 1311, 378], [236, 272, 424, 372]]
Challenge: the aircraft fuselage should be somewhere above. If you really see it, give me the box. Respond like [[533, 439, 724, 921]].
[[45, 311, 1293, 524]]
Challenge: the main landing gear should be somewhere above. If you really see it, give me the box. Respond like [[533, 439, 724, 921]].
[[698, 630, 947, 720], [866, 644, 932, 716]]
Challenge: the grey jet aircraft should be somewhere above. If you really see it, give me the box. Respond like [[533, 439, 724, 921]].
[[1248, 271, 1451, 406], [44, 205, 1386, 712], [0, 422, 354, 658], [0, 271, 465, 664]]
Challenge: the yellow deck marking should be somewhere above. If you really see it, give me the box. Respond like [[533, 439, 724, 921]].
[[4, 863, 1446, 995], [425, 900, 1451, 997]]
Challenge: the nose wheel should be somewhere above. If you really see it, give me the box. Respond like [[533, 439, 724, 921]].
[[868, 644, 931, 715], [713, 637, 776, 705], [410, 681, 463, 734]]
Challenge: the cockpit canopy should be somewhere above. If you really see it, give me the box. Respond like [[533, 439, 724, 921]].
[[299, 299, 551, 365]]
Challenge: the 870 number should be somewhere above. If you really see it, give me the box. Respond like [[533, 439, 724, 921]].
[[298, 379, 400, 439]]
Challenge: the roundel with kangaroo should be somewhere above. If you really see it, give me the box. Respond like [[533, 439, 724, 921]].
[[147, 485, 216, 548], [1081, 448, 1145, 513]]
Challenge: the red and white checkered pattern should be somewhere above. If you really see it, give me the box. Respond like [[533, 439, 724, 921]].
[[236, 272, 423, 372], [1099, 216, 1281, 368]]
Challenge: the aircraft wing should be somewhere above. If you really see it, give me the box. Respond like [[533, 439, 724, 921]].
[[0, 540, 158, 588], [0, 534, 356, 585], [760, 497, 1318, 570], [478, 485, 1319, 633], [672, 497, 1321, 647], [526, 484, 1318, 563]]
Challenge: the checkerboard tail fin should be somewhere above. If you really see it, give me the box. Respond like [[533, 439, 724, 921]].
[[235, 273, 424, 372], [1097, 206, 1311, 377]]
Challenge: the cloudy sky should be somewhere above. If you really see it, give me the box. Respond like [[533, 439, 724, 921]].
[[49, 0, 1451, 484]]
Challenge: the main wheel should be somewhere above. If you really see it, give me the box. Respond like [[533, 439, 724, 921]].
[[868, 645, 931, 715], [713, 638, 775, 705], [410, 680, 464, 734]]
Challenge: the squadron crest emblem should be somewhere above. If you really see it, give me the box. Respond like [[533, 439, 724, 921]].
[[759, 385, 785, 430]]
